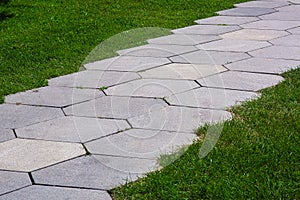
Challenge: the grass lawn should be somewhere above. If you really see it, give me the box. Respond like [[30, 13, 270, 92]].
[[0, 0, 250, 103], [112, 69, 300, 199]]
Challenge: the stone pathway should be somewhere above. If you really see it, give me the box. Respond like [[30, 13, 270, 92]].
[[1, 0, 300, 199]]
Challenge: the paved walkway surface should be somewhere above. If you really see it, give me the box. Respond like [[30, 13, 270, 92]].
[[1, 0, 300, 199]]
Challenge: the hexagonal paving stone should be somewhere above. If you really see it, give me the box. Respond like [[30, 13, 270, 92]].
[[128, 106, 232, 133], [63, 96, 167, 119], [260, 11, 300, 21], [117, 44, 197, 58], [197, 71, 284, 91], [105, 79, 199, 98], [171, 25, 240, 35], [139, 63, 227, 80], [249, 46, 300, 60], [270, 35, 300, 46], [147, 34, 220, 46], [241, 20, 300, 30], [48, 70, 140, 89], [276, 5, 300, 12], [197, 39, 271, 52], [225, 58, 300, 74], [288, 27, 300, 34], [84, 56, 170, 72], [0, 129, 15, 143], [0, 139, 85, 172], [195, 16, 259, 25], [1, 185, 112, 200], [0, 171, 31, 195], [16, 116, 130, 143], [0, 104, 64, 129], [165, 87, 259, 109], [32, 155, 158, 190], [85, 129, 196, 159], [217, 7, 276, 17], [170, 50, 250, 65], [235, 1, 289, 8], [220, 29, 289, 41], [5, 87, 103, 107]]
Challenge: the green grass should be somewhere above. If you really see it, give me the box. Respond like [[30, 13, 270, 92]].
[[0, 0, 249, 103], [112, 68, 300, 199]]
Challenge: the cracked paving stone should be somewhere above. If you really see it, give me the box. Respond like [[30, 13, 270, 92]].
[[0, 129, 15, 143], [0, 185, 112, 200], [85, 129, 196, 159], [195, 16, 259, 25], [84, 56, 170, 72], [147, 34, 221, 46], [165, 87, 259, 109], [5, 86, 103, 108], [0, 171, 31, 195], [170, 50, 250, 65], [220, 29, 289, 41], [105, 79, 199, 98], [0, 104, 63, 129], [197, 39, 271, 52], [217, 7, 276, 17], [15, 116, 130, 143], [225, 57, 300, 74], [63, 96, 167, 119], [128, 106, 232, 133], [48, 70, 139, 89], [139, 63, 227, 80], [270, 35, 300, 47], [197, 71, 284, 91], [235, 1, 289, 8], [249, 46, 300, 60], [32, 155, 158, 190], [171, 25, 240, 35], [0, 138, 85, 172], [241, 20, 300, 30], [260, 11, 300, 21], [117, 44, 197, 58]]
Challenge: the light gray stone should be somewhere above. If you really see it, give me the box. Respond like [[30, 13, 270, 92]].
[[85, 129, 196, 159], [220, 29, 289, 41], [0, 138, 85, 172], [172, 25, 240, 35], [0, 129, 15, 143], [147, 34, 220, 46], [217, 7, 276, 17], [170, 50, 250, 65], [16, 116, 130, 143], [117, 44, 197, 58], [195, 16, 259, 25], [225, 58, 300, 74], [235, 1, 289, 8], [0, 104, 63, 129], [197, 71, 284, 91], [105, 79, 199, 98], [63, 96, 167, 119], [197, 39, 271, 52], [1, 185, 112, 200], [32, 155, 157, 190], [276, 5, 300, 12], [128, 106, 232, 133], [290, 0, 300, 4], [288, 27, 300, 34], [260, 11, 300, 21], [241, 20, 300, 30], [5, 87, 103, 107], [0, 171, 31, 195], [139, 63, 227, 80], [165, 87, 259, 109], [48, 70, 140, 89], [84, 56, 171, 72], [270, 35, 300, 46], [249, 46, 300, 60]]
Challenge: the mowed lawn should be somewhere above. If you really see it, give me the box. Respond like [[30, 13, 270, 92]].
[[0, 0, 250, 103], [112, 69, 300, 199]]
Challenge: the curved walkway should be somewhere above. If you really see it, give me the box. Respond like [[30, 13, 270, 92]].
[[1, 0, 300, 199]]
